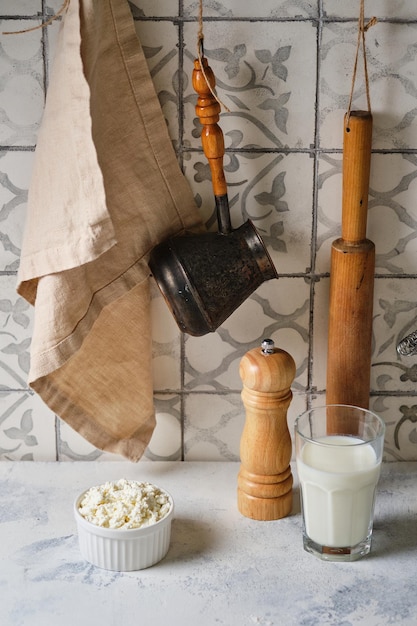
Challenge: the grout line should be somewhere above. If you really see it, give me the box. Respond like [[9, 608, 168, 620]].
[[3, 268, 416, 281], [153, 388, 417, 398], [174, 146, 417, 156], [0, 14, 44, 21], [0, 146, 36, 151], [177, 3, 185, 168], [178, 0, 186, 462], [3, 144, 417, 155], [40, 1, 48, 98], [305, 0, 324, 405], [132, 15, 417, 26], [55, 416, 60, 462]]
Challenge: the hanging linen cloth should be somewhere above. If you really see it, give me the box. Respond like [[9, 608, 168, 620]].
[[16, 0, 202, 461]]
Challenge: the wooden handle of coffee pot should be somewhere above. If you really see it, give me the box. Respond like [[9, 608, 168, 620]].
[[192, 57, 227, 197], [238, 339, 295, 521]]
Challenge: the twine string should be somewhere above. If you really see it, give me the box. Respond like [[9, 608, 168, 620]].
[[197, 0, 204, 51], [346, 0, 377, 123], [196, 0, 230, 113], [2, 0, 69, 35]]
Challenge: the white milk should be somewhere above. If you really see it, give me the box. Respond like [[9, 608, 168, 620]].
[[297, 436, 381, 547]]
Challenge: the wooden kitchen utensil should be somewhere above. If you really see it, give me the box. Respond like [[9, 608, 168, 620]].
[[238, 339, 295, 521], [148, 57, 277, 336], [326, 111, 374, 415]]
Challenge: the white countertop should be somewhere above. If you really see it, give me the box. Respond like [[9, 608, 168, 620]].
[[1, 461, 416, 626]]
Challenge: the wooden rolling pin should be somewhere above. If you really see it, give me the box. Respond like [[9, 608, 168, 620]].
[[238, 339, 295, 521], [326, 111, 374, 417]]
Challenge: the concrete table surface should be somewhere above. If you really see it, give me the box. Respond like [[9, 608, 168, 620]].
[[1, 461, 416, 626]]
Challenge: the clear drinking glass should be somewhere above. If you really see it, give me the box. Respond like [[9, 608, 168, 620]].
[[295, 405, 385, 562]]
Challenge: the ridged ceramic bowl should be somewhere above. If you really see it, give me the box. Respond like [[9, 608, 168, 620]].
[[74, 483, 174, 571]]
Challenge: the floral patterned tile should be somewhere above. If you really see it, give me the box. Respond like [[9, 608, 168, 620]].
[[184, 151, 313, 275], [44, 16, 61, 77], [183, 20, 316, 150], [314, 152, 342, 275], [184, 392, 243, 461], [373, 395, 417, 462], [308, 392, 417, 462], [287, 391, 309, 461], [323, 1, 417, 20], [134, 20, 180, 141], [57, 394, 182, 462], [46, 1, 68, 11], [184, 277, 310, 392], [0, 150, 34, 272], [315, 152, 417, 275], [370, 153, 417, 274], [146, 394, 182, 461], [0, 272, 55, 460], [0, 21, 44, 146], [0, 391, 56, 461], [372, 278, 417, 395], [57, 420, 120, 462], [129, 0, 179, 18], [0, 274, 32, 389], [184, 390, 307, 463], [311, 276, 329, 392], [0, 1, 41, 15], [313, 276, 417, 396], [150, 281, 181, 391], [320, 22, 417, 150], [183, 0, 318, 18]]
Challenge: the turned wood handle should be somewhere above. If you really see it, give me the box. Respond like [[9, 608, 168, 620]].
[[326, 111, 374, 417], [342, 111, 373, 243], [192, 58, 227, 197]]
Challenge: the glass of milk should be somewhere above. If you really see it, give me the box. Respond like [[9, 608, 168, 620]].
[[295, 405, 385, 561]]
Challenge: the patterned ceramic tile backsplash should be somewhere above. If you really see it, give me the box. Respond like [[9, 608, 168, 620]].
[[1, 1, 417, 462]]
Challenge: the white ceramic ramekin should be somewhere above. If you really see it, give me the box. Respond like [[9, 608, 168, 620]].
[[74, 486, 174, 571]]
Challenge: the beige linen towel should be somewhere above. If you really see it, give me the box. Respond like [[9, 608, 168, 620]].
[[17, 0, 202, 461]]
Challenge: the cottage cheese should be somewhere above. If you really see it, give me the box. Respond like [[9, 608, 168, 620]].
[[78, 479, 172, 529]]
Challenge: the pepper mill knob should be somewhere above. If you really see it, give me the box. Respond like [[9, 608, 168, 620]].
[[238, 339, 296, 520]]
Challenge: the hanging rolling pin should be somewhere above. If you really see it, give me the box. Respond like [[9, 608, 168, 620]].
[[326, 111, 374, 413], [238, 339, 295, 521]]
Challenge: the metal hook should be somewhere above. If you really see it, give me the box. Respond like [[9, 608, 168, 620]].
[[397, 330, 417, 356]]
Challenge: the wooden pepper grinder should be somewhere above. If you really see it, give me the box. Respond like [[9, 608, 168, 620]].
[[238, 339, 296, 521]]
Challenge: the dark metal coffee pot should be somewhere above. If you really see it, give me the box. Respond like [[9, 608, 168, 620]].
[[149, 56, 278, 336]]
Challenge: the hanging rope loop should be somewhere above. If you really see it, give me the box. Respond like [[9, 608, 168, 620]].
[[196, 0, 230, 113], [197, 0, 204, 55], [346, 0, 377, 125], [2, 0, 69, 35]]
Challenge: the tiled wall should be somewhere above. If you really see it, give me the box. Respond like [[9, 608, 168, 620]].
[[1, 1, 417, 462]]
